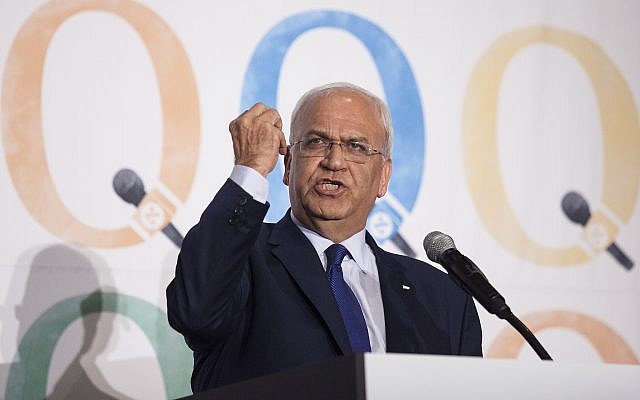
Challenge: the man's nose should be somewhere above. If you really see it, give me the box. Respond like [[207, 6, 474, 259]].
[[322, 142, 347, 169]]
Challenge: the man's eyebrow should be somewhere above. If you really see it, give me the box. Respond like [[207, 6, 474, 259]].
[[304, 130, 370, 143], [304, 129, 330, 138]]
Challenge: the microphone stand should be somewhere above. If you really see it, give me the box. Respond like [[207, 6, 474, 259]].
[[503, 312, 552, 361], [424, 232, 553, 361], [440, 250, 553, 360]]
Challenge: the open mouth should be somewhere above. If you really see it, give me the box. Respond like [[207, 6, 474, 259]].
[[317, 178, 344, 193]]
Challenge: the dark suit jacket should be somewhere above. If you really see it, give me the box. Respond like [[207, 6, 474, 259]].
[[167, 179, 482, 393]]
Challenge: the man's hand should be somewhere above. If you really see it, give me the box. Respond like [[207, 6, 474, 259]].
[[229, 103, 287, 177]]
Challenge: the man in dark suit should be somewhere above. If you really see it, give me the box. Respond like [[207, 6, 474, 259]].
[[166, 83, 482, 393]]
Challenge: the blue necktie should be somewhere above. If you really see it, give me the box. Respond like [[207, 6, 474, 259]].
[[325, 244, 371, 352]]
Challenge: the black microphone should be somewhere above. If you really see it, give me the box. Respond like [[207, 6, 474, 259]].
[[423, 231, 511, 319], [561, 191, 633, 270], [113, 168, 184, 247], [113, 168, 146, 206], [423, 231, 552, 360]]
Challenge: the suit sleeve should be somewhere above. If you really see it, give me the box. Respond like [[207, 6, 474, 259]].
[[166, 179, 269, 350], [459, 295, 483, 356]]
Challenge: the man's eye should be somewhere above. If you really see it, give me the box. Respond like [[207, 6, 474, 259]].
[[305, 137, 325, 146], [347, 141, 368, 153]]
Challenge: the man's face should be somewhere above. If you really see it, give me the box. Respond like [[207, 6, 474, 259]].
[[283, 89, 392, 237]]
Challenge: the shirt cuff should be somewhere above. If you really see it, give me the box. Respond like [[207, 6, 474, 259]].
[[230, 165, 269, 204]]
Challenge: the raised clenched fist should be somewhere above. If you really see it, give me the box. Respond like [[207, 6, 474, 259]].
[[229, 103, 287, 177]]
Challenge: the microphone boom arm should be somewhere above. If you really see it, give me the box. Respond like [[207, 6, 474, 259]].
[[504, 313, 552, 361], [440, 250, 553, 360], [425, 231, 553, 361]]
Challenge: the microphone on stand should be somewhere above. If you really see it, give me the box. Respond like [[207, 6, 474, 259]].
[[423, 231, 552, 361]]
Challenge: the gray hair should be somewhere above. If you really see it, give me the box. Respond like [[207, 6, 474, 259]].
[[290, 82, 394, 158]]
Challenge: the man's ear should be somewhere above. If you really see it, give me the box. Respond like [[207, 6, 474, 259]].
[[283, 147, 292, 186], [377, 158, 392, 197]]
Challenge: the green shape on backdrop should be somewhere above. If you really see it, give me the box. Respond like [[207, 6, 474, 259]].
[[5, 292, 192, 399]]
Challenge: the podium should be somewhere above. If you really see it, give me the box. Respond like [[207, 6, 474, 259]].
[[182, 353, 640, 399]]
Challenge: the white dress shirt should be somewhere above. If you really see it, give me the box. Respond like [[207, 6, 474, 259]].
[[230, 165, 387, 352]]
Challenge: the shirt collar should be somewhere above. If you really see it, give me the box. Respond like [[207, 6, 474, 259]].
[[290, 211, 371, 274]]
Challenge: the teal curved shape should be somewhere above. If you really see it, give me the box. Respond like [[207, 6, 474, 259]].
[[5, 292, 192, 399]]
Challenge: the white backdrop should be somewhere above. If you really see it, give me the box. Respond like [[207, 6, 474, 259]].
[[1, 0, 639, 398]]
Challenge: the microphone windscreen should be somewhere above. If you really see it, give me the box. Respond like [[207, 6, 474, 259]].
[[561, 191, 591, 226], [423, 231, 455, 263], [113, 168, 146, 206]]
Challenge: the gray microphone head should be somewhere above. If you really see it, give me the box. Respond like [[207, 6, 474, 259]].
[[113, 168, 146, 206], [423, 231, 456, 263], [561, 191, 591, 226]]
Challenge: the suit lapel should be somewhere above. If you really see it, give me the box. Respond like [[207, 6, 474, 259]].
[[367, 233, 448, 354], [367, 233, 416, 353], [268, 213, 352, 355]]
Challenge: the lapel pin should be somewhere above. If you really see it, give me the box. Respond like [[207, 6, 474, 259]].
[[402, 284, 411, 290]]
